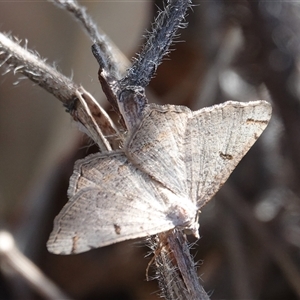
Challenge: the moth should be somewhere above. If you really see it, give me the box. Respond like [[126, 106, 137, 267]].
[[47, 100, 271, 254]]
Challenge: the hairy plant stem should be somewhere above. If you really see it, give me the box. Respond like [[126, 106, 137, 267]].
[[151, 230, 210, 300], [121, 0, 192, 89], [0, 32, 78, 105], [0, 32, 120, 151]]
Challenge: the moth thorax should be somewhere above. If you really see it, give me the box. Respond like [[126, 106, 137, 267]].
[[183, 221, 200, 239], [167, 201, 198, 237]]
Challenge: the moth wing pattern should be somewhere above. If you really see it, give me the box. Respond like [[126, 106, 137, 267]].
[[126, 104, 191, 196], [47, 101, 272, 254], [47, 152, 177, 254], [184, 100, 272, 208]]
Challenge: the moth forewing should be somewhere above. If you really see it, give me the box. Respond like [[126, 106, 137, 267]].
[[47, 100, 271, 254], [184, 100, 272, 209]]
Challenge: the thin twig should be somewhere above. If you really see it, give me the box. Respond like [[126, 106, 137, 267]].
[[92, 43, 125, 124], [0, 32, 78, 106], [0, 32, 121, 151], [51, 0, 128, 79], [52, 0, 130, 125], [0, 231, 71, 300]]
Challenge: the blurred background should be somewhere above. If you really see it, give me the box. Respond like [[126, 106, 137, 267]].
[[0, 0, 300, 299]]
